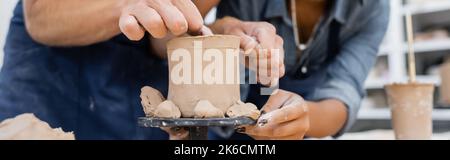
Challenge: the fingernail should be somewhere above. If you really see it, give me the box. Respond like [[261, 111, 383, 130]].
[[171, 127, 181, 132], [258, 119, 268, 127], [261, 110, 267, 115], [201, 26, 213, 36], [235, 127, 246, 133]]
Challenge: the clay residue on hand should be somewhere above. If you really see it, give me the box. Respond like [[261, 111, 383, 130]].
[[0, 113, 75, 140], [226, 101, 261, 120], [193, 100, 225, 118]]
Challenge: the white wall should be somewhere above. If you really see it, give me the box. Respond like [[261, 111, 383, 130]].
[[0, 0, 19, 68]]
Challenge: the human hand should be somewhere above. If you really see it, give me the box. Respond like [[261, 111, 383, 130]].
[[119, 0, 206, 40], [161, 127, 189, 140], [238, 90, 309, 140], [218, 17, 285, 86]]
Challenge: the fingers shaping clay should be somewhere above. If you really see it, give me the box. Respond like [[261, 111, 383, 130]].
[[154, 100, 182, 118], [194, 100, 225, 118], [226, 101, 261, 120], [141, 35, 244, 119], [140, 86, 165, 117], [0, 113, 75, 140]]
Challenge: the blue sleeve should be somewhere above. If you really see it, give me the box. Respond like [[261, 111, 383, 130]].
[[309, 1, 390, 137]]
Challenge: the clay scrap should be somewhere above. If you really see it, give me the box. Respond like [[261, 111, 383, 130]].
[[193, 100, 225, 118], [226, 101, 261, 120], [140, 86, 165, 117], [0, 113, 75, 140], [140, 86, 261, 120], [154, 100, 182, 118]]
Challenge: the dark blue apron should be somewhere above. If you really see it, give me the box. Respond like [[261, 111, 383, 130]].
[[0, 1, 168, 140]]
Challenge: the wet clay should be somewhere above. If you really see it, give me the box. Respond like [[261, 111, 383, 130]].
[[226, 101, 261, 120], [140, 86, 181, 118], [0, 113, 75, 140], [139, 85, 260, 119], [385, 83, 434, 140], [440, 61, 450, 106], [154, 100, 182, 118], [193, 100, 225, 118], [167, 35, 241, 117], [140, 86, 165, 117]]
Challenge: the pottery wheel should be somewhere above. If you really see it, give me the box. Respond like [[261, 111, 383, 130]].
[[138, 117, 256, 140]]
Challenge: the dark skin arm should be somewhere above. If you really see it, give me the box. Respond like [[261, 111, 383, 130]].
[[306, 99, 347, 137]]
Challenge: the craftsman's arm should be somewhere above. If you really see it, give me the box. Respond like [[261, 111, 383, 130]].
[[305, 100, 347, 137], [23, 0, 128, 46], [24, 0, 208, 47]]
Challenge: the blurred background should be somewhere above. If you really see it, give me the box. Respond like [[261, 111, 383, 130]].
[[1, 0, 449, 139], [0, 0, 18, 68], [351, 0, 450, 139]]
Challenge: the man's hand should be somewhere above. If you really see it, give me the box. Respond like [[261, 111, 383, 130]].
[[210, 17, 285, 86], [23, 0, 216, 46], [239, 90, 309, 140], [161, 127, 189, 140], [119, 0, 205, 40]]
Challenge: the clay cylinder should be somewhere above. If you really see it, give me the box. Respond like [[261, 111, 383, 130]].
[[440, 61, 450, 106], [166, 35, 241, 117], [385, 83, 434, 140]]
